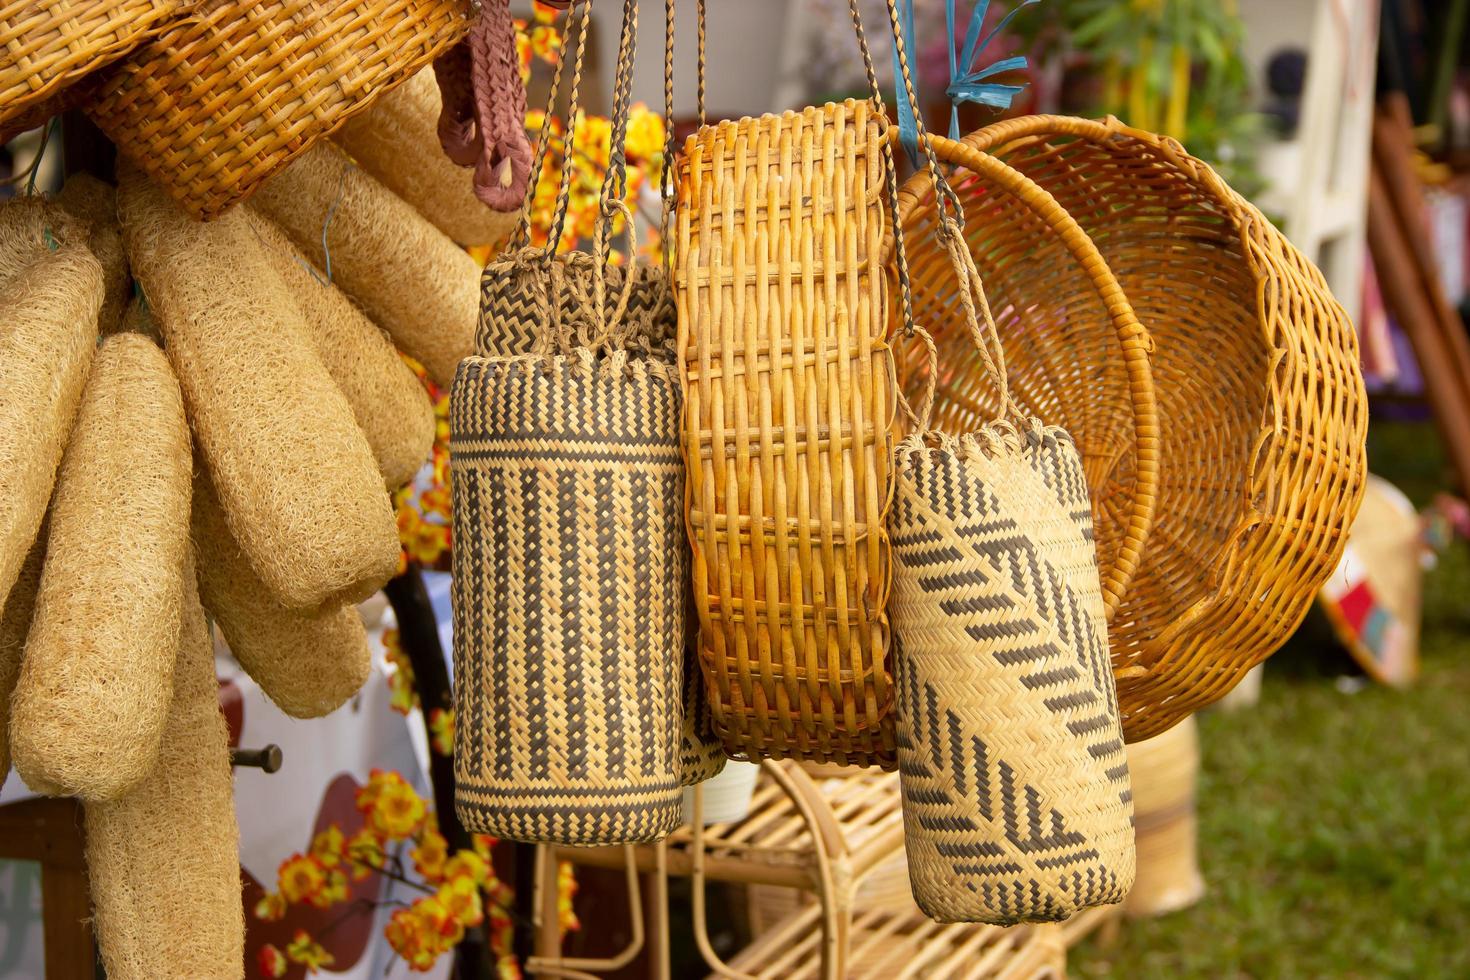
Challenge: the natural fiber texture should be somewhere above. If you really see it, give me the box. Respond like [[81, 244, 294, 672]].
[[891, 424, 1134, 923], [676, 99, 897, 768], [120, 169, 400, 611], [334, 68, 521, 246], [886, 137, 1157, 620], [86, 0, 472, 219], [0, 196, 86, 290], [0, 238, 101, 621], [117, 294, 161, 341], [85, 567, 245, 980], [450, 348, 685, 844], [10, 333, 191, 801], [0, 530, 44, 793], [55, 173, 129, 335], [932, 117, 1368, 740], [248, 209, 435, 490], [0, 0, 182, 139], [252, 140, 480, 389], [193, 468, 372, 719]]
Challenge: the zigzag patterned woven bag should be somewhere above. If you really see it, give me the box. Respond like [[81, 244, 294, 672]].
[[891, 425, 1134, 922], [870, 8, 1133, 922]]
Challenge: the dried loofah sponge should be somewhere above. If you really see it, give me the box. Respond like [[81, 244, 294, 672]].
[[193, 468, 372, 719], [0, 196, 85, 290], [85, 566, 245, 980], [0, 240, 101, 614], [333, 67, 521, 247], [252, 140, 480, 389], [0, 531, 44, 793], [55, 173, 129, 334], [119, 167, 400, 611], [247, 209, 435, 490], [9, 333, 192, 801]]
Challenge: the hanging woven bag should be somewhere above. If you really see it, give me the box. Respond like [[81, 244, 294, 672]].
[[450, 0, 685, 845], [871, 16, 1134, 924], [675, 0, 897, 768]]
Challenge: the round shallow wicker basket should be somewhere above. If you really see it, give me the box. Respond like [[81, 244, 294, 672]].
[[86, 0, 471, 219], [0, 0, 185, 142], [886, 134, 1158, 622], [896, 116, 1367, 740]]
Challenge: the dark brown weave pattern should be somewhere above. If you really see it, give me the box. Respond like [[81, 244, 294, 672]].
[[450, 348, 685, 845], [891, 425, 1134, 923]]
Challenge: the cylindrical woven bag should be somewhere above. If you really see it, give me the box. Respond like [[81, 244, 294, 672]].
[[333, 68, 521, 246], [0, 529, 44, 793], [450, 0, 685, 844], [875, 21, 1132, 924], [55, 173, 130, 335], [679, 635, 726, 786], [85, 0, 473, 219], [0, 223, 101, 619], [119, 167, 400, 611], [9, 332, 192, 802], [252, 139, 481, 390], [676, 97, 897, 769], [193, 469, 372, 719], [84, 565, 245, 980], [247, 209, 436, 490], [0, 0, 184, 142]]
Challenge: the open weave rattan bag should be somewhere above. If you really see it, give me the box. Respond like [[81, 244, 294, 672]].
[[450, 0, 689, 844], [895, 116, 1368, 740]]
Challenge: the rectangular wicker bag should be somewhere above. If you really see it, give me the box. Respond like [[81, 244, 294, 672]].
[[449, 0, 690, 844], [676, 97, 897, 769], [879, 32, 1133, 922]]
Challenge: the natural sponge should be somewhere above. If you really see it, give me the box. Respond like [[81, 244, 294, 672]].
[[0, 531, 44, 794], [119, 166, 400, 610], [85, 567, 245, 980], [333, 67, 520, 247], [0, 242, 101, 613], [252, 140, 480, 389], [56, 173, 129, 334], [247, 210, 435, 489], [9, 333, 192, 801], [193, 468, 372, 719]]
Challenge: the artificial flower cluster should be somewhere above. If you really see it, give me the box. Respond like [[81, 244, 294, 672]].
[[252, 771, 550, 976]]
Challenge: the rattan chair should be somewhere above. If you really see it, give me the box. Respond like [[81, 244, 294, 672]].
[[892, 118, 1367, 740]]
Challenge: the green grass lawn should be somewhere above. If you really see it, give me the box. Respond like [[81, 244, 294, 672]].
[[1071, 422, 1470, 978]]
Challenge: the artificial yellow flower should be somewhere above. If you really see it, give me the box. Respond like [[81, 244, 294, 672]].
[[557, 860, 581, 932], [624, 104, 665, 166], [253, 891, 287, 922], [346, 827, 386, 881], [310, 825, 345, 869], [443, 849, 490, 887], [412, 827, 449, 882], [286, 930, 335, 974], [438, 875, 485, 929], [428, 707, 455, 757], [365, 775, 428, 840], [278, 853, 326, 906]]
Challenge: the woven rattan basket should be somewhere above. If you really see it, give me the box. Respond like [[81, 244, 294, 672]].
[[886, 136, 1157, 620], [894, 117, 1367, 740], [0, 0, 186, 142], [86, 0, 471, 220], [676, 98, 897, 769]]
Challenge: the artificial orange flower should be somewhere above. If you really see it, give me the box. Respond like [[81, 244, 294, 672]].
[[558, 860, 581, 933], [386, 906, 438, 972], [363, 772, 427, 840], [438, 875, 485, 929], [286, 930, 335, 974], [257, 943, 288, 978], [412, 827, 449, 881], [346, 827, 386, 881], [428, 707, 455, 757], [443, 849, 489, 887], [277, 853, 326, 905], [254, 891, 287, 922], [310, 825, 345, 869]]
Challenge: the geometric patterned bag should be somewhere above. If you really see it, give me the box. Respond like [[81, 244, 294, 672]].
[[869, 7, 1134, 923], [448, 0, 690, 844]]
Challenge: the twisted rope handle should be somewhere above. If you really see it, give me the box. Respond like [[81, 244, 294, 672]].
[[848, 0, 1025, 433], [588, 0, 643, 348], [435, 0, 534, 212], [508, 0, 593, 253]]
